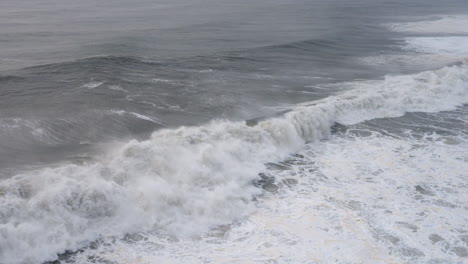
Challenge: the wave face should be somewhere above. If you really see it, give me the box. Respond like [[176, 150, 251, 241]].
[[1, 64, 467, 264], [74, 108, 468, 264]]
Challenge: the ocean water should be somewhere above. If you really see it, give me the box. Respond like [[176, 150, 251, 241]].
[[0, 1, 467, 264]]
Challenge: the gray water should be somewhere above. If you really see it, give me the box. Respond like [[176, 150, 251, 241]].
[[0, 0, 464, 173], [0, 1, 467, 264]]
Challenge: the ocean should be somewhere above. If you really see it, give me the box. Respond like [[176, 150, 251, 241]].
[[0, 0, 467, 263]]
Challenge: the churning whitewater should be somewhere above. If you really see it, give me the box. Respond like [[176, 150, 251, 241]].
[[1, 63, 467, 264]]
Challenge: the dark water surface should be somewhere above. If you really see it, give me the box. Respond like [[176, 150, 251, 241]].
[[0, 0, 466, 171], [1, 0, 467, 173]]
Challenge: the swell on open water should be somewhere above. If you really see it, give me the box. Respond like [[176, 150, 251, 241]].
[[0, 1, 468, 264]]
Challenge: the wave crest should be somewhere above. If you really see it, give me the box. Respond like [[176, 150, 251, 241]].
[[1, 64, 467, 264]]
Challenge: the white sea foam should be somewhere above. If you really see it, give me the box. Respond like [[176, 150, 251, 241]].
[[369, 16, 468, 69], [82, 81, 104, 89], [1, 65, 467, 264], [387, 15, 468, 34], [404, 37, 468, 56], [107, 85, 127, 92], [151, 78, 179, 85], [109, 110, 163, 124], [70, 131, 468, 264]]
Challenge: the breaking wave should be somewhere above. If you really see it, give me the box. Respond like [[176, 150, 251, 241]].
[[1, 64, 467, 264]]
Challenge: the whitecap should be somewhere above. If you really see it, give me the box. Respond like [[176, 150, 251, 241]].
[[387, 15, 468, 34], [404, 36, 468, 56], [82, 81, 104, 89], [1, 64, 467, 264]]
